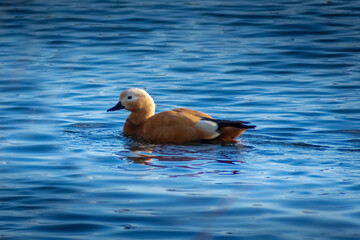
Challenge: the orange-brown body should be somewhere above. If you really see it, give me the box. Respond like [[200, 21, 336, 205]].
[[107, 88, 255, 143]]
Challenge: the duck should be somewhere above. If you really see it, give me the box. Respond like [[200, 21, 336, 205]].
[[107, 88, 255, 143]]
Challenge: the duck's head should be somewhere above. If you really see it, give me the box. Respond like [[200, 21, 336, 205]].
[[107, 88, 155, 114]]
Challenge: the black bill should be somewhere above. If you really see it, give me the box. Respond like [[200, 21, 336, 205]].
[[107, 101, 125, 112]]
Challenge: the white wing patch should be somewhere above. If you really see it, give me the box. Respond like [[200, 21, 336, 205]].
[[195, 119, 220, 139]]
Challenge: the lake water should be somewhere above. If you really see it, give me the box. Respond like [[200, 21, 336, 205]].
[[1, 0, 360, 239]]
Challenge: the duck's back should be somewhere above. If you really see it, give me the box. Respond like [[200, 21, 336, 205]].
[[141, 108, 212, 143]]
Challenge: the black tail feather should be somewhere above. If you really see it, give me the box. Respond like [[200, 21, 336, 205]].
[[202, 117, 256, 129]]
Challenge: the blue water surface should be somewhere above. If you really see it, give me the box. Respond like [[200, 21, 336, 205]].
[[1, 0, 360, 239]]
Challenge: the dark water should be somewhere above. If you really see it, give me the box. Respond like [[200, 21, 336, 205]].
[[1, 0, 360, 239]]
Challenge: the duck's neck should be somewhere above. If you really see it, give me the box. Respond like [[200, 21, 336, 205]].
[[127, 108, 155, 126], [123, 98, 156, 137], [123, 108, 154, 137]]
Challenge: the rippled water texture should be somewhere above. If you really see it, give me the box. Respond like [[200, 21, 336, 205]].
[[1, 0, 360, 239]]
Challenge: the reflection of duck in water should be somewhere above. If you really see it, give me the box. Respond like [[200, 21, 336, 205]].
[[119, 143, 198, 166], [107, 88, 255, 144]]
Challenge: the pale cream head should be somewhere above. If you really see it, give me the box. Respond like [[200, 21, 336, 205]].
[[119, 88, 155, 113]]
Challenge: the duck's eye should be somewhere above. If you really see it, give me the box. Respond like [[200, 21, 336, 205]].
[[127, 96, 132, 100]]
